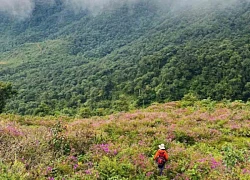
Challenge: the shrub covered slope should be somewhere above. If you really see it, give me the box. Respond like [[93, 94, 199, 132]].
[[0, 99, 249, 179]]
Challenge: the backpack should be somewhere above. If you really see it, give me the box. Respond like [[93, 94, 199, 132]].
[[156, 151, 166, 165]]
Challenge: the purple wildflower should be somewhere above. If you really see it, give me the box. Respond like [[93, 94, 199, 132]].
[[85, 169, 92, 174], [73, 164, 78, 170], [243, 168, 250, 174], [146, 172, 153, 176], [100, 144, 110, 153], [70, 156, 77, 161], [113, 149, 118, 155], [6, 125, 23, 136], [210, 158, 221, 169], [47, 166, 53, 172]]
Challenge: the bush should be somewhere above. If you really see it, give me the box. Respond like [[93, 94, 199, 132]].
[[97, 156, 135, 179], [222, 144, 247, 168]]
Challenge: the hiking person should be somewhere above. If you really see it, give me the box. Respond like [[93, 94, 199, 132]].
[[154, 144, 168, 176]]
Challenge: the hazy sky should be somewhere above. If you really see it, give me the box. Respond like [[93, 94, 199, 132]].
[[0, 0, 247, 19]]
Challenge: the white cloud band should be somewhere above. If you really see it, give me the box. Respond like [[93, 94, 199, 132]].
[[0, 0, 247, 19]]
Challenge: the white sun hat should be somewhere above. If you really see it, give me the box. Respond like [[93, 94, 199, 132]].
[[159, 144, 165, 150]]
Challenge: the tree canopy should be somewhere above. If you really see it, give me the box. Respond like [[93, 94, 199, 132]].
[[0, 0, 250, 116], [0, 82, 16, 113]]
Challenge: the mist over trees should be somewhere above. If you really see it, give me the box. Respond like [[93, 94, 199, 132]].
[[0, 0, 250, 116], [0, 0, 248, 19]]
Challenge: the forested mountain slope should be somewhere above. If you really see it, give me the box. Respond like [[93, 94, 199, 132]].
[[0, 0, 250, 116]]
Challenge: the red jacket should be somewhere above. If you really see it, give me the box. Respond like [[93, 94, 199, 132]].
[[154, 149, 168, 161]]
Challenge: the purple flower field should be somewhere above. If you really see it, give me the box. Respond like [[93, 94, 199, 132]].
[[0, 100, 249, 179]]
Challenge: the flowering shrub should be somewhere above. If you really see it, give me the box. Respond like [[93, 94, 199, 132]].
[[0, 100, 249, 179], [48, 121, 71, 156]]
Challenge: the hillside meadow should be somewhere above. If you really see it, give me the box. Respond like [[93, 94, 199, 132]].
[[0, 98, 250, 180]]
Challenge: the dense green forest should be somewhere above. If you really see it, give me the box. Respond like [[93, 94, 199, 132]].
[[0, 0, 250, 116]]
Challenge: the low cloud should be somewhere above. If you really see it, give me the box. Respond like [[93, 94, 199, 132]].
[[0, 0, 34, 19], [0, 0, 248, 19], [0, 0, 141, 19]]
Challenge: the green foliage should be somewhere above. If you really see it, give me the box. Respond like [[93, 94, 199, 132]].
[[0, 160, 28, 180], [97, 156, 134, 180], [0, 82, 16, 113], [49, 121, 71, 156], [222, 144, 247, 168], [186, 164, 202, 180], [1, 1, 250, 116], [174, 131, 196, 146], [180, 93, 199, 107], [79, 107, 92, 118]]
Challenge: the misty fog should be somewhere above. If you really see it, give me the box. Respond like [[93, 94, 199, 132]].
[[0, 0, 248, 19]]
